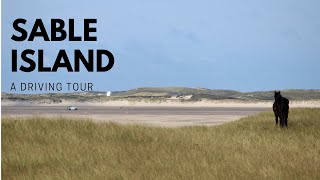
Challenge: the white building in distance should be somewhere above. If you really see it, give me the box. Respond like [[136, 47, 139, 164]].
[[106, 91, 112, 97]]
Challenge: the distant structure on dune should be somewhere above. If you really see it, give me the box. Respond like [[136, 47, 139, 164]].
[[106, 91, 112, 97]]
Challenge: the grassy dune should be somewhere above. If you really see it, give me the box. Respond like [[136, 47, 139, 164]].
[[3, 88, 320, 103], [2, 108, 320, 179]]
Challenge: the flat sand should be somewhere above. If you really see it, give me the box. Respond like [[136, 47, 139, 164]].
[[0, 105, 271, 127], [2, 100, 319, 127]]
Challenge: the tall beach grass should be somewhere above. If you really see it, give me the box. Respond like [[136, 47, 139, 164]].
[[2, 108, 320, 179]]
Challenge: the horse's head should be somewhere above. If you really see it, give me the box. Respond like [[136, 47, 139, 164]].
[[274, 91, 282, 101]]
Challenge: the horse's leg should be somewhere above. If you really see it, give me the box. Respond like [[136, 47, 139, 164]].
[[280, 116, 284, 127], [285, 117, 287, 127], [282, 115, 286, 128], [285, 113, 288, 127], [279, 117, 282, 127], [275, 116, 278, 125]]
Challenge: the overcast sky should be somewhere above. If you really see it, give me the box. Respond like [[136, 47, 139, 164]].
[[2, 0, 320, 93]]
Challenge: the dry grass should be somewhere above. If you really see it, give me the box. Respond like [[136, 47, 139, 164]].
[[2, 108, 320, 179]]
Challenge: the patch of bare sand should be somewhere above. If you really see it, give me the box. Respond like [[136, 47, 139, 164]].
[[3, 100, 318, 127], [2, 114, 245, 127]]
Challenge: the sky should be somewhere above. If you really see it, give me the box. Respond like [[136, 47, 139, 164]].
[[2, 0, 320, 93]]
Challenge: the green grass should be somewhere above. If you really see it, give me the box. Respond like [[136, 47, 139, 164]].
[[2, 108, 320, 179]]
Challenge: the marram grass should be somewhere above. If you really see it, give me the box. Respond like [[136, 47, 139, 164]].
[[2, 108, 320, 179]]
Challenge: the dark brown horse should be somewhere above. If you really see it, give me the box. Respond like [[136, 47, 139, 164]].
[[273, 91, 289, 127]]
